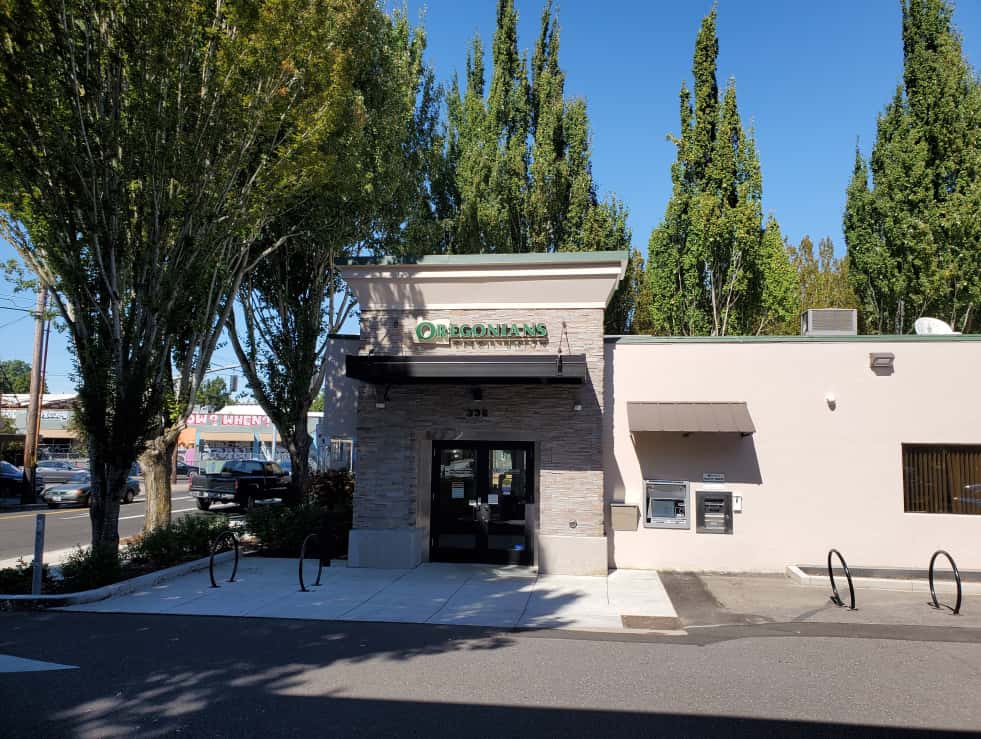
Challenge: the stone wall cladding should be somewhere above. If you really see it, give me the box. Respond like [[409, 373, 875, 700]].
[[354, 308, 606, 539]]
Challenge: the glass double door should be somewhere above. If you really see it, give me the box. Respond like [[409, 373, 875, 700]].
[[431, 442, 534, 565]]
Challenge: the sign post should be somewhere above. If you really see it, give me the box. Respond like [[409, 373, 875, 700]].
[[32, 514, 45, 595]]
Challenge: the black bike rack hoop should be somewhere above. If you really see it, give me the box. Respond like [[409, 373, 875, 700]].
[[827, 548, 856, 610], [209, 530, 240, 588], [928, 550, 962, 615], [298, 533, 324, 593]]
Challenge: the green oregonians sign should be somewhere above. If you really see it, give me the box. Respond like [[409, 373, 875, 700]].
[[415, 320, 548, 342]]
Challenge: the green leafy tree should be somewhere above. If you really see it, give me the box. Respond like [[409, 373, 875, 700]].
[[784, 236, 859, 333], [606, 247, 645, 335], [228, 9, 435, 494], [0, 0, 386, 550], [845, 0, 980, 334], [645, 8, 794, 336], [0, 359, 44, 394], [310, 393, 325, 413], [439, 0, 626, 261], [197, 378, 231, 413]]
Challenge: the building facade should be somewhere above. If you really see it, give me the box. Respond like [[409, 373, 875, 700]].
[[338, 252, 981, 575]]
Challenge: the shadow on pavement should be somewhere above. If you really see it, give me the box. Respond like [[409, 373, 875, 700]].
[[1, 610, 978, 738]]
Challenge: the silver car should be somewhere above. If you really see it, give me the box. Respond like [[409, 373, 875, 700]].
[[43, 470, 140, 508]]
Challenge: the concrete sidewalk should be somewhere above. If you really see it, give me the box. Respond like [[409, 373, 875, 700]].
[[662, 572, 981, 630], [61, 558, 680, 632]]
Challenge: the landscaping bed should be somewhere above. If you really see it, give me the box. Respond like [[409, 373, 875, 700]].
[[0, 470, 353, 599]]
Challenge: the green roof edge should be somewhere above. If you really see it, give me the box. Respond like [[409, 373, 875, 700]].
[[337, 251, 629, 267], [605, 334, 981, 344]]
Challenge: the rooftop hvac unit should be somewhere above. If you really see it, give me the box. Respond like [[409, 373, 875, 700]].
[[800, 308, 858, 336]]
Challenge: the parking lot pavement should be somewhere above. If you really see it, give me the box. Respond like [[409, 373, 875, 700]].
[[662, 571, 981, 629]]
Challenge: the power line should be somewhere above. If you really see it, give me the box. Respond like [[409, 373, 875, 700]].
[[0, 314, 30, 330]]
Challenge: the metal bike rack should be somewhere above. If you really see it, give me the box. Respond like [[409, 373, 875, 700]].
[[827, 548, 856, 610], [209, 531, 240, 588], [298, 533, 324, 593], [928, 550, 962, 615]]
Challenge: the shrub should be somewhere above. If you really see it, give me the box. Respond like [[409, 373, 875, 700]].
[[0, 558, 54, 594], [60, 545, 122, 592], [126, 515, 229, 568], [245, 503, 338, 557], [302, 470, 353, 557], [304, 469, 354, 514]]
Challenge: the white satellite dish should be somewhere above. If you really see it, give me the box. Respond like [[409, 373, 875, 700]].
[[914, 317, 959, 335]]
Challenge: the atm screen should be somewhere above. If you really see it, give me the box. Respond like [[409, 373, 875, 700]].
[[652, 499, 681, 518]]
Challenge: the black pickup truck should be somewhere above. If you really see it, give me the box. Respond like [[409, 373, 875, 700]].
[[189, 459, 292, 511]]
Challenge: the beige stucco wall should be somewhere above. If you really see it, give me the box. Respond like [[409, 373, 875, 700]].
[[605, 338, 981, 572]]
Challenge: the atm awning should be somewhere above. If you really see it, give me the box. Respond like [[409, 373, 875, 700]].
[[346, 354, 586, 384], [627, 402, 755, 435]]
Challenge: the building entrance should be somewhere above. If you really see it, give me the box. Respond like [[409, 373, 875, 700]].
[[430, 441, 534, 565]]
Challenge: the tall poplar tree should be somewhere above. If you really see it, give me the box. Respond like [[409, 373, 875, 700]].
[[844, 0, 980, 334], [439, 0, 629, 262], [645, 8, 794, 336]]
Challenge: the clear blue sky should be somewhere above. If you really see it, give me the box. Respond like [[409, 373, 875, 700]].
[[2, 0, 979, 392]]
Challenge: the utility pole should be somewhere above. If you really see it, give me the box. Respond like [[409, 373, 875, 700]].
[[22, 287, 47, 503]]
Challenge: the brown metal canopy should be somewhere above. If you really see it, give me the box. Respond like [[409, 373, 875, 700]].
[[627, 402, 755, 435]]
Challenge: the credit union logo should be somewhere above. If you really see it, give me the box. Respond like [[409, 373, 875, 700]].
[[414, 320, 548, 342]]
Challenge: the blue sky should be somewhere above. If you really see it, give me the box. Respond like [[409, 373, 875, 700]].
[[2, 0, 979, 392]]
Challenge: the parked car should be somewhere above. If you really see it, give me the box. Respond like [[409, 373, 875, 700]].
[[0, 460, 24, 497], [189, 459, 292, 511], [176, 461, 200, 477], [35, 460, 85, 493], [42, 470, 141, 508]]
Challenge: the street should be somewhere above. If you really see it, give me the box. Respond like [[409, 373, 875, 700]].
[[1, 612, 980, 738], [0, 482, 240, 566]]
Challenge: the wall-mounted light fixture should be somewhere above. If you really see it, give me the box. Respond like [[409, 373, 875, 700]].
[[572, 401, 582, 412], [825, 392, 837, 410], [375, 385, 391, 409], [471, 386, 483, 402], [869, 352, 895, 371]]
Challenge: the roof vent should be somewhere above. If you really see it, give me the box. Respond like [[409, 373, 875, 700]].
[[801, 309, 858, 336]]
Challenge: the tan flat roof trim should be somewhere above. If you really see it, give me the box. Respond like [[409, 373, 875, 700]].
[[198, 431, 256, 442], [39, 429, 78, 439], [627, 402, 756, 434]]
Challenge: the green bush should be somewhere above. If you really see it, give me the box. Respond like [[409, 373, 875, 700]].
[[304, 469, 354, 514], [0, 558, 54, 594], [126, 515, 229, 568], [60, 545, 122, 592], [245, 503, 337, 557], [242, 470, 354, 558]]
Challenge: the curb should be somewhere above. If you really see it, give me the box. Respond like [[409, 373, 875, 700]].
[[0, 550, 236, 611], [785, 564, 981, 595]]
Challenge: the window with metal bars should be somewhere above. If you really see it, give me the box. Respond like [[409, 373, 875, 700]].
[[902, 445, 981, 515]]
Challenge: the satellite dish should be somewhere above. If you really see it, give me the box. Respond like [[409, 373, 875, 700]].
[[914, 317, 958, 335]]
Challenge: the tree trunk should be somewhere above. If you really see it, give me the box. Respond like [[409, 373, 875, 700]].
[[287, 424, 313, 501], [141, 429, 180, 533], [89, 461, 128, 552]]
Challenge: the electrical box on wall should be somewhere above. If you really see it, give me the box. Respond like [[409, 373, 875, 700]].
[[644, 480, 689, 529], [696, 491, 733, 534]]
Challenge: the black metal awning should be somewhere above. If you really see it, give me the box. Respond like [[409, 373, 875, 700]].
[[345, 354, 586, 384]]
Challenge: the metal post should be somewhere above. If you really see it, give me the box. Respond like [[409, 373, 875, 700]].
[[31, 514, 45, 595]]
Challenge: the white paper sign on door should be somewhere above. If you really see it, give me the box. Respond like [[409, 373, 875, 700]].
[[488, 494, 499, 505], [451, 482, 464, 499]]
